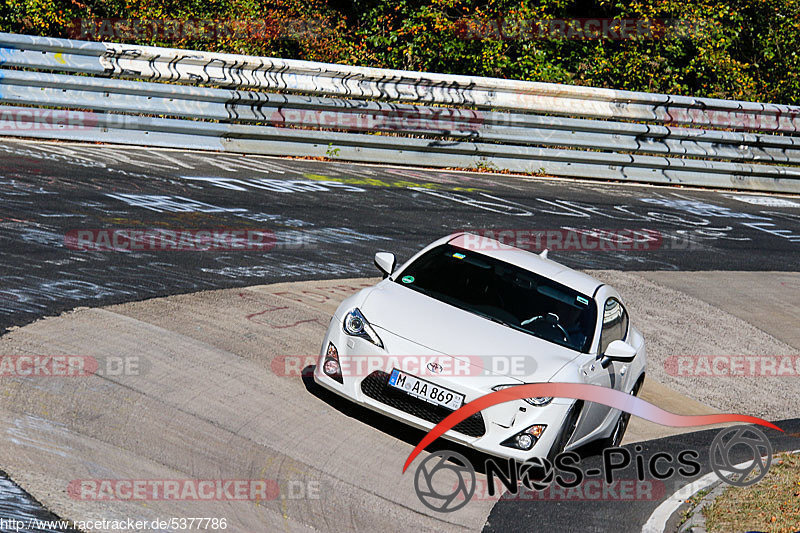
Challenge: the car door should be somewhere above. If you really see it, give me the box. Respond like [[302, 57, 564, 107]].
[[572, 287, 630, 442]]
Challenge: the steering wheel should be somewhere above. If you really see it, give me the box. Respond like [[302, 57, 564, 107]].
[[521, 313, 571, 344]]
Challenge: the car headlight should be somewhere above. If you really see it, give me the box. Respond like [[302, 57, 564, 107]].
[[501, 424, 547, 451], [322, 342, 343, 384], [343, 308, 384, 348], [492, 384, 553, 406]]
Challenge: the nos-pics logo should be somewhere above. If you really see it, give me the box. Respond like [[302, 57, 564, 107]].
[[413, 426, 773, 513]]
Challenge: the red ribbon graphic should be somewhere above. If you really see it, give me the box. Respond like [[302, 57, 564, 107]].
[[403, 383, 783, 472]]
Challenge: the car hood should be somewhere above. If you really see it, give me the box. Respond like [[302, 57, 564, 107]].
[[360, 281, 581, 382]]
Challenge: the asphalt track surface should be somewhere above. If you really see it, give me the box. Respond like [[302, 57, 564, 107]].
[[484, 419, 800, 533], [2, 139, 800, 532], [4, 139, 800, 334]]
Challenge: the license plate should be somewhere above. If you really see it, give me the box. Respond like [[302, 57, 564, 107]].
[[387, 369, 464, 410]]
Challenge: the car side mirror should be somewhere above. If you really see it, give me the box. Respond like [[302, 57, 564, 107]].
[[374, 252, 396, 279], [601, 340, 637, 367]]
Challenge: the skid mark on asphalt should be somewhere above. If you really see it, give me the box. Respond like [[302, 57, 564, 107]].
[[237, 295, 328, 330], [246, 308, 327, 330], [246, 278, 379, 317]]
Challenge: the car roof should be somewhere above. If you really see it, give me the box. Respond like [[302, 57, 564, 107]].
[[446, 232, 604, 297]]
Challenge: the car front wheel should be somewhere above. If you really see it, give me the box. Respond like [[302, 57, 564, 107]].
[[607, 375, 644, 448]]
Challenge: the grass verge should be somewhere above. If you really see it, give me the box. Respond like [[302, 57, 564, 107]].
[[704, 452, 800, 533]]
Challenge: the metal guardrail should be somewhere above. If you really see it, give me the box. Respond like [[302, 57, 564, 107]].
[[2, 32, 800, 192]]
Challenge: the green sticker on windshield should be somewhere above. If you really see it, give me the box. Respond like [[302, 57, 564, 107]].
[[576, 296, 589, 305], [401, 275, 415, 284], [452, 253, 466, 259]]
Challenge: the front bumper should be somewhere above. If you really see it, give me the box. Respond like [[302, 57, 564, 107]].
[[312, 319, 577, 462]]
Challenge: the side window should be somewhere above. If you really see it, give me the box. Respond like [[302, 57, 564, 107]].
[[599, 298, 628, 354]]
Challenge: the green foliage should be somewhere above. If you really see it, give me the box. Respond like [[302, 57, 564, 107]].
[[325, 143, 340, 158], [1, 0, 798, 104]]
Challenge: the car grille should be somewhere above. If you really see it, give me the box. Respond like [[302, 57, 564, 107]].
[[360, 371, 486, 438]]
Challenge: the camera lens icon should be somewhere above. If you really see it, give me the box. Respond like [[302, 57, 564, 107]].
[[709, 426, 772, 487], [413, 451, 476, 513], [519, 457, 554, 491]]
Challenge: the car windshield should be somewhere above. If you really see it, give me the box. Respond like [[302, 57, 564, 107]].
[[395, 244, 597, 352]]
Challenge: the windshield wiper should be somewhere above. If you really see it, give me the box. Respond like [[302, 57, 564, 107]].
[[468, 309, 516, 329]]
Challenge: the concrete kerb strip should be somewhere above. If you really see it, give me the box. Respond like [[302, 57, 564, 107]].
[[675, 479, 725, 533], [0, 273, 796, 532]]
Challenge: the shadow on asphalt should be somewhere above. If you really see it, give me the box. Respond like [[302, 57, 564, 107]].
[[301, 365, 606, 475], [303, 365, 800, 532]]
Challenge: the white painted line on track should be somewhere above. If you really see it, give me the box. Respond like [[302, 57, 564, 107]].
[[9, 137, 800, 198]]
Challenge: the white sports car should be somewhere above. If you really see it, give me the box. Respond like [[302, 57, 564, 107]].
[[314, 233, 646, 461]]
